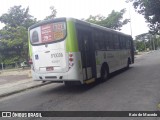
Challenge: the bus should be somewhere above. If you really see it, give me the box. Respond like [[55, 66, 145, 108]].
[[28, 17, 134, 85]]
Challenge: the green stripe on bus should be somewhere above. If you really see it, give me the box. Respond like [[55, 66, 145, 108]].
[[28, 32, 32, 57], [66, 20, 79, 52]]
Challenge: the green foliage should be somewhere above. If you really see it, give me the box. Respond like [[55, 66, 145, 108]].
[[45, 6, 57, 20], [0, 5, 36, 28], [135, 33, 160, 51], [135, 40, 146, 51], [127, 0, 160, 35], [85, 9, 130, 30], [0, 5, 37, 64]]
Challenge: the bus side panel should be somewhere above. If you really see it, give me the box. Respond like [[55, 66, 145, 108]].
[[65, 20, 84, 83], [66, 20, 79, 52], [75, 23, 97, 82], [28, 30, 32, 59]]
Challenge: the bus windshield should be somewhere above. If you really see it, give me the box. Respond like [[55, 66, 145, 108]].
[[30, 22, 66, 45]]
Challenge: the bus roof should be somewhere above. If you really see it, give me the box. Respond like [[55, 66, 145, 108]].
[[29, 17, 132, 38], [69, 18, 131, 38]]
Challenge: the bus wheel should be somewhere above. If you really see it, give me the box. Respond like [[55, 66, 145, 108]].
[[101, 65, 109, 82]]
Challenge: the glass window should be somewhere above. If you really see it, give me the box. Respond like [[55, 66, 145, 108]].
[[105, 33, 109, 50], [95, 32, 100, 50], [30, 22, 66, 45], [108, 34, 114, 50], [98, 32, 105, 50], [114, 34, 119, 49], [126, 38, 131, 49], [32, 31, 39, 43], [122, 37, 126, 49], [119, 36, 123, 49]]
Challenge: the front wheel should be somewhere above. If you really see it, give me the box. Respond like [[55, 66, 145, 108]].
[[101, 65, 109, 82]]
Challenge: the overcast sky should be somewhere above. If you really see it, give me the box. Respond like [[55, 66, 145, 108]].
[[0, 0, 149, 38]]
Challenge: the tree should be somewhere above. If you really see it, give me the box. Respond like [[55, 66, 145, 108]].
[[85, 9, 129, 30], [135, 33, 160, 51], [0, 5, 37, 65], [45, 6, 57, 20], [127, 0, 160, 35], [0, 5, 36, 28]]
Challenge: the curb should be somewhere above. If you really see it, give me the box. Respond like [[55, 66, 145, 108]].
[[0, 81, 52, 98]]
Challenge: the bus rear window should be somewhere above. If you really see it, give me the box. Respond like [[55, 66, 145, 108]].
[[30, 22, 66, 45]]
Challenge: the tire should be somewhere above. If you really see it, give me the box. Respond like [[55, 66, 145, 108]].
[[64, 81, 72, 86], [101, 65, 109, 82]]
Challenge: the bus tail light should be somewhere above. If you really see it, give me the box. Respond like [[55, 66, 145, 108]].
[[69, 58, 73, 62], [69, 53, 74, 70], [29, 59, 33, 65], [69, 53, 73, 57]]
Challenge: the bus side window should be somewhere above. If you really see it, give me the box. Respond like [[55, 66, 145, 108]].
[[122, 37, 126, 49], [77, 30, 83, 51], [99, 31, 105, 50], [114, 34, 119, 49], [84, 36, 89, 50], [95, 31, 100, 50], [119, 36, 122, 49], [108, 34, 114, 50], [126, 37, 130, 49], [128, 38, 131, 49], [105, 33, 109, 50]]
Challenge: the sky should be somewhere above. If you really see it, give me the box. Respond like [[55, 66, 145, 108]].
[[0, 0, 149, 38]]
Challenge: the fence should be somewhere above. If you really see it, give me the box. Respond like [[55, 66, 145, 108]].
[[0, 62, 30, 70]]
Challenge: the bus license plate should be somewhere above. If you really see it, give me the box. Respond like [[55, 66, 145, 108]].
[[46, 67, 54, 71]]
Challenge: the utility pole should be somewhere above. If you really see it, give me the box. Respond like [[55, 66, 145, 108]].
[[144, 41, 146, 51], [156, 35, 159, 49], [149, 34, 152, 50], [152, 35, 155, 50], [128, 2, 133, 37]]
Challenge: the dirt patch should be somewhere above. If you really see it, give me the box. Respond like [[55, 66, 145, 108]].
[[0, 75, 29, 85], [0, 69, 30, 76]]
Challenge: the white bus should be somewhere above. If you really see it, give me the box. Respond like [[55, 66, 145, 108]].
[[28, 18, 134, 85]]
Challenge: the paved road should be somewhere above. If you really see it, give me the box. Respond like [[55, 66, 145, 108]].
[[0, 51, 160, 120]]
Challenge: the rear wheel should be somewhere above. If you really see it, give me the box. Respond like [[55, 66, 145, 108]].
[[101, 65, 109, 82], [64, 82, 72, 86]]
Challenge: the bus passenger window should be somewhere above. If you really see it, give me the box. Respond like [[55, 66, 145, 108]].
[[114, 35, 119, 49], [122, 37, 126, 49], [95, 40, 100, 50], [108, 34, 114, 50], [105, 34, 109, 50], [94, 32, 100, 50], [119, 36, 123, 49], [126, 39, 131, 49]]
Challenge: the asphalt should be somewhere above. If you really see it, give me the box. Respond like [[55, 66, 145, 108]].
[[0, 51, 152, 98]]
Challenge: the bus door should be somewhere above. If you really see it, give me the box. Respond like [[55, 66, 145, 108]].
[[78, 30, 94, 80]]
